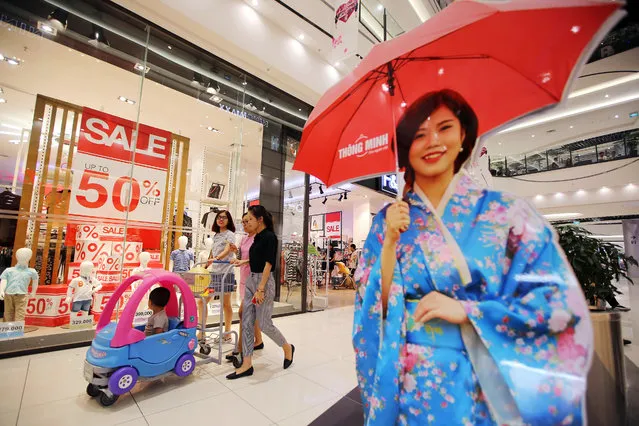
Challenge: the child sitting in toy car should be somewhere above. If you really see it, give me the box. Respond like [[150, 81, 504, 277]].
[[144, 287, 170, 336]]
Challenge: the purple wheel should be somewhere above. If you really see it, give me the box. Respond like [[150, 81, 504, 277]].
[[174, 353, 196, 377], [108, 367, 138, 395]]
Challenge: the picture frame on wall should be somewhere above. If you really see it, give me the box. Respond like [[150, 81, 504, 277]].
[[310, 214, 324, 232]]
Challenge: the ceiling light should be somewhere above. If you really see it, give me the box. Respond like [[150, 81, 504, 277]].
[[298, 34, 305, 41], [0, 54, 3, 61], [334, 61, 340, 67], [554, 192, 564, 199], [377, 5, 384, 11], [6, 57, 20, 66], [569, 125, 574, 129], [206, 86, 217, 95], [0, 99, 6, 104], [134, 63, 149, 73], [117, 96, 135, 105], [605, 94, 609, 98], [543, 213, 583, 220], [191, 73, 206, 87], [569, 72, 639, 99], [381, 83, 389, 92], [614, 114, 619, 119], [575, 189, 586, 196], [168, 45, 172, 50], [211, 96, 222, 103], [531, 134, 535, 138], [206, 126, 222, 134], [400, 101, 407, 108], [38, 21, 57, 35], [534, 194, 544, 201], [599, 186, 611, 193], [499, 91, 639, 134]]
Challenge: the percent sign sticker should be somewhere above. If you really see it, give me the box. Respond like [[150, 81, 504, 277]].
[[69, 153, 167, 224]]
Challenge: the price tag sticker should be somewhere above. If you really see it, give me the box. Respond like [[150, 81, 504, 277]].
[[0, 321, 24, 339], [69, 313, 94, 330], [133, 309, 153, 326]]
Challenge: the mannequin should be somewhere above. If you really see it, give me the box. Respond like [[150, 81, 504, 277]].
[[65, 261, 102, 314], [0, 247, 38, 322], [133, 252, 151, 276], [169, 235, 194, 273], [198, 238, 213, 264]]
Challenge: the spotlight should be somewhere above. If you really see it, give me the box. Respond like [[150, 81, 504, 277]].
[[322, 197, 327, 205], [47, 8, 68, 32], [134, 63, 150, 73], [89, 25, 109, 47], [344, 192, 348, 200], [288, 190, 293, 199], [338, 194, 343, 202], [319, 185, 324, 195], [38, 21, 57, 36]]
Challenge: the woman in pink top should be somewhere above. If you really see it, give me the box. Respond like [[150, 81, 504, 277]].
[[228, 213, 263, 363]]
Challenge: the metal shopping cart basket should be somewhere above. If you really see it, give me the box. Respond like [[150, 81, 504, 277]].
[[178, 261, 238, 366]]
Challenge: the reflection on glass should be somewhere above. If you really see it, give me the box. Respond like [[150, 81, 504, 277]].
[[525, 152, 547, 174], [572, 147, 596, 166], [506, 154, 526, 176], [547, 148, 571, 170]]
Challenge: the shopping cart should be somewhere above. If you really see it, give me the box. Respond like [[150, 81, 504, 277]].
[[178, 261, 238, 366]]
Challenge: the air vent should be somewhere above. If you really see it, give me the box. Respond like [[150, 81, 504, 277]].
[[546, 129, 556, 133]]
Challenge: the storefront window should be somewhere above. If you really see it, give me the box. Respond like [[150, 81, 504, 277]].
[[0, 0, 309, 352], [572, 146, 597, 166], [505, 154, 526, 176], [525, 151, 547, 174]]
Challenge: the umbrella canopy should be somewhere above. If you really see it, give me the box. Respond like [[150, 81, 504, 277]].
[[293, 0, 623, 187]]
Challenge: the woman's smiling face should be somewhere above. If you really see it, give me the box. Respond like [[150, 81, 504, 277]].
[[408, 106, 465, 180]]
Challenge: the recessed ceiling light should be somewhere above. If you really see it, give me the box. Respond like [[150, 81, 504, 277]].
[[377, 5, 383, 11], [334, 61, 340, 67], [575, 189, 586, 196], [0, 98, 7, 104], [569, 125, 574, 129], [298, 34, 305, 41], [168, 45, 172, 50], [614, 114, 619, 119], [242, 81, 248, 86], [534, 194, 544, 201], [498, 142, 502, 145], [252, 0, 258, 6], [38, 21, 56, 35], [117, 96, 135, 105], [605, 94, 609, 98], [531, 134, 535, 138], [134, 63, 149, 73], [600, 186, 611, 193]]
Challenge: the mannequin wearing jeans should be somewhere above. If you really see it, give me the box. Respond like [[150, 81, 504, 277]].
[[0, 247, 38, 322]]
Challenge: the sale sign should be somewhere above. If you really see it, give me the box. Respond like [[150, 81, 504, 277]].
[[68, 108, 171, 224], [325, 211, 342, 239]]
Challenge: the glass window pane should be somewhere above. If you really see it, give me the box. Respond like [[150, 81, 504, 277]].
[[525, 152, 547, 173]]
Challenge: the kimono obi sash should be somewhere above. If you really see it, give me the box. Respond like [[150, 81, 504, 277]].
[[406, 300, 463, 350]]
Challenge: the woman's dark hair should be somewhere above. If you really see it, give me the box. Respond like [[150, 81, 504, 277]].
[[149, 287, 171, 308], [212, 210, 236, 233], [395, 89, 478, 193], [248, 205, 274, 232]]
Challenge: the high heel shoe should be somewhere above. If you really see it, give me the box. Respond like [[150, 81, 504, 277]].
[[283, 344, 295, 369], [226, 366, 254, 380]]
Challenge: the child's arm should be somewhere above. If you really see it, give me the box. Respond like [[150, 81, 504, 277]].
[[152, 328, 164, 335]]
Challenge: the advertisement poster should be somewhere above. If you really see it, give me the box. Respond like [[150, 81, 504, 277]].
[[623, 219, 639, 278], [68, 107, 171, 224], [325, 211, 342, 240], [332, 0, 359, 62], [310, 215, 324, 232]]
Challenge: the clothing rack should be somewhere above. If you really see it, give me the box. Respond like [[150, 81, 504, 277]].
[[281, 241, 303, 303]]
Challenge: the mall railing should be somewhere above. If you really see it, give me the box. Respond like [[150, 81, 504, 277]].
[[489, 129, 639, 177]]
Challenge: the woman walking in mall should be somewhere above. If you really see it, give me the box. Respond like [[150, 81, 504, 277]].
[[227, 205, 294, 379], [354, 89, 593, 425], [226, 212, 264, 365], [201, 210, 236, 342]]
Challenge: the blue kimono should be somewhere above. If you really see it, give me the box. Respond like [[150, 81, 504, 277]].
[[353, 171, 593, 426]]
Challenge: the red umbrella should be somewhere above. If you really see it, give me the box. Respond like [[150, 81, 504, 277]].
[[293, 0, 624, 188]]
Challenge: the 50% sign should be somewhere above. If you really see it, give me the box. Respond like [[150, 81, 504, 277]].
[[75, 169, 162, 212]]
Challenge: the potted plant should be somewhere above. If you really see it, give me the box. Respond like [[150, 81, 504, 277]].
[[554, 224, 637, 308]]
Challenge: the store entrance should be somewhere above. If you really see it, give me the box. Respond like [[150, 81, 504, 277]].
[[305, 183, 393, 311]]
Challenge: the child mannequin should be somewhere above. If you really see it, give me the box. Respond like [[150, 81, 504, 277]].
[[169, 236, 194, 272], [0, 248, 38, 322], [65, 261, 102, 314]]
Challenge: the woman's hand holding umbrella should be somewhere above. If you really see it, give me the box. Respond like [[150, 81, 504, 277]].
[[384, 202, 410, 245]]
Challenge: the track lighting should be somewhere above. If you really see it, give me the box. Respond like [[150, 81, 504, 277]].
[[343, 192, 348, 200], [338, 194, 343, 202], [322, 197, 327, 205], [319, 185, 324, 195], [47, 8, 68, 32]]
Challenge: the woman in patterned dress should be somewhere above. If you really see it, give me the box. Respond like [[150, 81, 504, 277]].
[[353, 89, 593, 425]]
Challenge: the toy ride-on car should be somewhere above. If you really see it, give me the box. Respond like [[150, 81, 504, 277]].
[[83, 269, 198, 406]]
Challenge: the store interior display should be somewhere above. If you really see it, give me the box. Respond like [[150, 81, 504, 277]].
[[0, 247, 38, 322], [65, 261, 102, 314]]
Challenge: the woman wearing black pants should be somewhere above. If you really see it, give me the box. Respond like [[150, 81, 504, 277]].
[[226, 205, 294, 380]]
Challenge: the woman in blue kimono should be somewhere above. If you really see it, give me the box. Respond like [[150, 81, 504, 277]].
[[353, 89, 593, 425]]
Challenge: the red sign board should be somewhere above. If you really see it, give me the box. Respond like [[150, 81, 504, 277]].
[[78, 107, 172, 171], [325, 211, 342, 240]]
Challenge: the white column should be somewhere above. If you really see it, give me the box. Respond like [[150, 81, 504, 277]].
[[353, 201, 371, 246]]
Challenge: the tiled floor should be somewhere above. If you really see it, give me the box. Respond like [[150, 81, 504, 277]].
[[0, 306, 358, 426]]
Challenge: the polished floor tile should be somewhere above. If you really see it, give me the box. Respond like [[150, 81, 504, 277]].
[[2, 307, 357, 426]]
